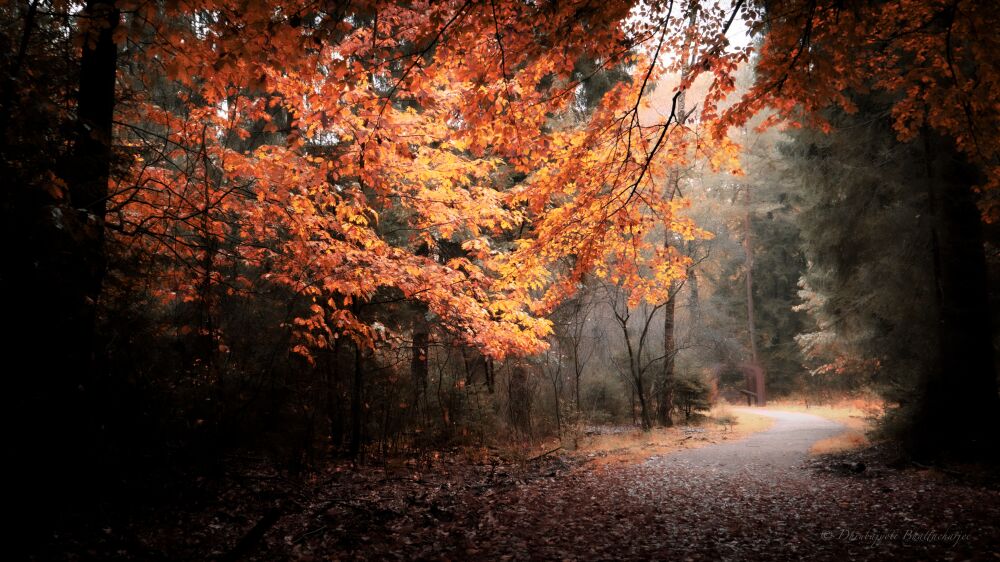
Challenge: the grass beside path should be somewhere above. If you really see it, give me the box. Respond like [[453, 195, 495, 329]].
[[554, 405, 776, 468]]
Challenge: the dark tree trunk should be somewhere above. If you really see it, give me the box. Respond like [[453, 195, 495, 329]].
[[411, 243, 430, 407], [629, 385, 637, 426], [411, 314, 429, 402], [574, 350, 583, 411], [507, 363, 534, 438], [63, 0, 118, 386], [484, 356, 495, 394], [636, 376, 652, 431], [911, 132, 1000, 459], [461, 347, 475, 387], [10, 0, 118, 544], [657, 7, 697, 426], [72, 0, 118, 221], [349, 339, 365, 458], [658, 293, 676, 427], [326, 337, 343, 449], [551, 376, 562, 437]]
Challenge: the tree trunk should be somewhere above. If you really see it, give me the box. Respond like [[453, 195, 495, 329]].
[[658, 18, 697, 424], [411, 243, 430, 406], [411, 313, 429, 405], [744, 184, 765, 406], [551, 377, 562, 438], [629, 385, 637, 426], [574, 351, 583, 412], [507, 364, 534, 438], [326, 337, 343, 449], [687, 240, 701, 328], [911, 131, 999, 459], [658, 293, 676, 426], [484, 356, 495, 394], [349, 340, 365, 458], [635, 374, 652, 431], [11, 1, 118, 541], [62, 0, 119, 389]]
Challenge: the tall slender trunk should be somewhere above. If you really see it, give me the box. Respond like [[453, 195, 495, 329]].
[[659, 9, 696, 425], [658, 118, 683, 427], [658, 293, 676, 426], [629, 386, 637, 426], [199, 142, 220, 397], [687, 240, 701, 328], [635, 373, 652, 431], [411, 243, 430, 406], [551, 376, 562, 438], [326, 336, 343, 449], [484, 356, 495, 394], [349, 340, 365, 458], [65, 0, 119, 381], [411, 317, 429, 403], [571, 297, 586, 411], [573, 350, 583, 412], [744, 184, 765, 406]]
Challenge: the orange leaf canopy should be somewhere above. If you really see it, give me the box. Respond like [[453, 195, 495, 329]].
[[111, 0, 750, 358]]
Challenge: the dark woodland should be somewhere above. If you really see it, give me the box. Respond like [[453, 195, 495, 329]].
[[3, 0, 1000, 559]]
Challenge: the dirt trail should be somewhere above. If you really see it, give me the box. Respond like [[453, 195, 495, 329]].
[[656, 408, 845, 476], [447, 409, 999, 561], [90, 409, 996, 560]]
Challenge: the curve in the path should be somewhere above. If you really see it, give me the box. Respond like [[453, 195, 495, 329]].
[[653, 408, 846, 477], [444, 407, 999, 561]]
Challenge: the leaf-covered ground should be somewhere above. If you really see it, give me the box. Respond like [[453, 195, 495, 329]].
[[38, 410, 1000, 560]]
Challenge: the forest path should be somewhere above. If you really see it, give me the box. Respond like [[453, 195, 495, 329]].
[[449, 408, 999, 561], [657, 408, 845, 477], [193, 409, 1000, 561]]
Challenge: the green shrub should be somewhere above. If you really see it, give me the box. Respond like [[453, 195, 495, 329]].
[[673, 376, 712, 421]]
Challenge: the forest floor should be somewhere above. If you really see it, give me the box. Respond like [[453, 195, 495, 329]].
[[38, 408, 1000, 561]]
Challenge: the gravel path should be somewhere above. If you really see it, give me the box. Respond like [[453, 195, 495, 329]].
[[655, 408, 845, 476], [456, 409, 1000, 561]]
